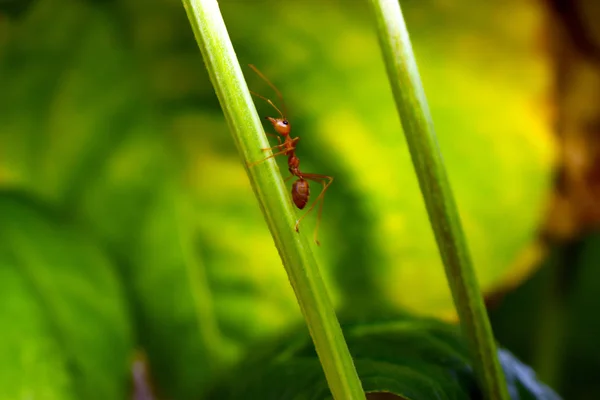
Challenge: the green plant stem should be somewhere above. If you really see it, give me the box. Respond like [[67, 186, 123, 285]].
[[368, 1, 509, 399], [180, 1, 365, 399]]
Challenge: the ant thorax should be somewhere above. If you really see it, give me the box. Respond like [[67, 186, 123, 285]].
[[288, 153, 300, 176]]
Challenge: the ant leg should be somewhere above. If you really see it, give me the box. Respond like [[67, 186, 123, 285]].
[[266, 132, 282, 145], [294, 173, 334, 246], [261, 136, 297, 151], [247, 136, 292, 167], [312, 178, 333, 245], [258, 135, 296, 155], [294, 176, 330, 244], [260, 143, 286, 151], [247, 149, 288, 168]]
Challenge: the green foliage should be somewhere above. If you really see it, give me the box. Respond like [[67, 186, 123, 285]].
[[0, 192, 132, 399], [491, 234, 600, 399], [0, 0, 556, 398], [0, 0, 34, 17], [207, 316, 559, 400]]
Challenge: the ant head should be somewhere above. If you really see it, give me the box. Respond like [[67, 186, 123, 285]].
[[267, 117, 291, 136]]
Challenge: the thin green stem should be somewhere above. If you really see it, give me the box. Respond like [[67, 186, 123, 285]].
[[368, 1, 509, 399], [180, 1, 365, 399]]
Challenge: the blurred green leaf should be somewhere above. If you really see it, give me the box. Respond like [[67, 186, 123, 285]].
[[0, 0, 554, 317], [0, 0, 557, 397], [491, 233, 600, 399], [0, 191, 133, 399], [0, 0, 35, 17], [125, 178, 300, 398], [218, 0, 555, 317], [207, 316, 559, 400], [0, 261, 75, 400]]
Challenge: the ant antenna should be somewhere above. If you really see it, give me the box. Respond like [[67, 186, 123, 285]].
[[249, 64, 289, 117], [249, 90, 285, 119]]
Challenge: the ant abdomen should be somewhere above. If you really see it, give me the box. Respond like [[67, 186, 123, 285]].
[[292, 179, 309, 209]]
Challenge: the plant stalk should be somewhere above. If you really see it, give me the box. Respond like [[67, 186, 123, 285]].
[[180, 1, 365, 399], [368, 0, 509, 399]]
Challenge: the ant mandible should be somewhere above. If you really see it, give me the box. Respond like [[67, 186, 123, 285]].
[[246, 64, 334, 246]]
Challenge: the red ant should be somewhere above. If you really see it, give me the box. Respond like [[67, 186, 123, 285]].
[[247, 64, 334, 246]]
